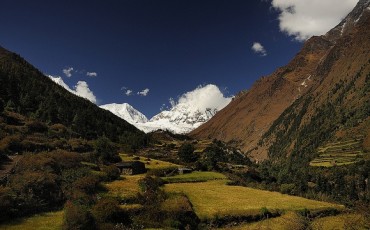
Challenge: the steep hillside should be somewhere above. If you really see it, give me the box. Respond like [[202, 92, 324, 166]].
[[191, 0, 370, 161], [0, 46, 146, 143]]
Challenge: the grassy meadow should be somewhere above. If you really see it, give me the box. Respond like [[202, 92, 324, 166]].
[[165, 180, 343, 220], [0, 211, 63, 230], [311, 213, 368, 230], [217, 212, 306, 230], [104, 175, 144, 199], [162, 171, 226, 183], [119, 153, 179, 170]]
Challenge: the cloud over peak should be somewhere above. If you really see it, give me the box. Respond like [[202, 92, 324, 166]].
[[251, 42, 267, 56], [271, 0, 358, 41], [48, 75, 97, 104], [171, 84, 232, 114]]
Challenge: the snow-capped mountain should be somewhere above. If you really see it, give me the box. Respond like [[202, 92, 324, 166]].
[[100, 103, 148, 124], [49, 76, 74, 94], [49, 75, 231, 134], [101, 84, 232, 134]]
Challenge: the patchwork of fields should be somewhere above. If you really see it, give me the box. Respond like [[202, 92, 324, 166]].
[[310, 139, 368, 167], [1, 154, 364, 229]]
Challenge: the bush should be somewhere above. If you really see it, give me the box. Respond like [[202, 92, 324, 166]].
[[101, 165, 121, 181], [280, 183, 296, 194], [0, 186, 16, 221], [92, 197, 129, 224], [63, 201, 95, 230], [178, 143, 197, 163], [94, 136, 118, 163], [72, 175, 100, 195], [26, 120, 48, 133]]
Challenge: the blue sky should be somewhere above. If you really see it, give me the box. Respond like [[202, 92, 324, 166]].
[[0, 0, 357, 118]]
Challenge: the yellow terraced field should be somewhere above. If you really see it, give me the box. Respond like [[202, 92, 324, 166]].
[[217, 212, 304, 230], [105, 175, 143, 199], [0, 211, 63, 230], [120, 153, 179, 170], [311, 213, 368, 230], [165, 180, 343, 220], [162, 171, 227, 183]]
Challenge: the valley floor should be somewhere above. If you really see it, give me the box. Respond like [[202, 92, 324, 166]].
[[1, 154, 367, 230]]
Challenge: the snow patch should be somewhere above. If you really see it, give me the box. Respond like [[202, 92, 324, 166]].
[[300, 75, 312, 88], [100, 103, 148, 125]]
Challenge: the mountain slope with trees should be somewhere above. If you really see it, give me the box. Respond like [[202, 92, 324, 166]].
[[191, 0, 370, 162], [0, 46, 147, 145]]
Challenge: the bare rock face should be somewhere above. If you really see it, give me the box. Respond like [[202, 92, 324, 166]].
[[190, 0, 370, 161]]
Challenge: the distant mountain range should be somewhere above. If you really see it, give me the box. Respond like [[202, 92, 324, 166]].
[[99, 85, 232, 134], [49, 75, 231, 134]]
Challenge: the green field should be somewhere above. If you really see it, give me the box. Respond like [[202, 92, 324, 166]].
[[119, 153, 179, 170], [311, 213, 368, 230], [310, 139, 367, 167], [104, 175, 144, 199], [165, 180, 343, 220], [217, 212, 305, 230], [0, 211, 63, 230], [162, 171, 227, 183]]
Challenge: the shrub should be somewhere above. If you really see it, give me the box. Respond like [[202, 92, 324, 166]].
[[0, 186, 16, 221], [178, 143, 197, 163], [92, 197, 129, 224], [63, 201, 95, 230], [72, 175, 100, 195], [260, 207, 271, 219], [94, 136, 118, 163], [26, 120, 48, 133], [101, 165, 121, 181], [280, 183, 296, 194]]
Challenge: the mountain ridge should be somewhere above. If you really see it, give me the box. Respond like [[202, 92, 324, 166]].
[[190, 0, 370, 161]]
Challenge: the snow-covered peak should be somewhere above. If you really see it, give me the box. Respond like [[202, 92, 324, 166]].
[[100, 103, 148, 124], [325, 0, 370, 41], [49, 76, 74, 94], [100, 84, 232, 134], [48, 75, 97, 103], [140, 84, 232, 134]]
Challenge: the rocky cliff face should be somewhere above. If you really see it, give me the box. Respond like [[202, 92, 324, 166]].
[[191, 0, 370, 161]]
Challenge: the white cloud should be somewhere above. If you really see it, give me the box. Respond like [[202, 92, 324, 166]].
[[271, 0, 358, 41], [169, 97, 176, 108], [171, 84, 232, 113], [74, 81, 97, 104], [125, 89, 133, 96], [63, 67, 74, 77], [48, 75, 97, 104], [138, 88, 150, 96], [251, 42, 267, 56], [86, 72, 97, 77]]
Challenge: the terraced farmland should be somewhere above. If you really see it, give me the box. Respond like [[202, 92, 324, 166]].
[[119, 153, 180, 170], [162, 171, 227, 183], [165, 180, 343, 220], [310, 139, 369, 167]]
